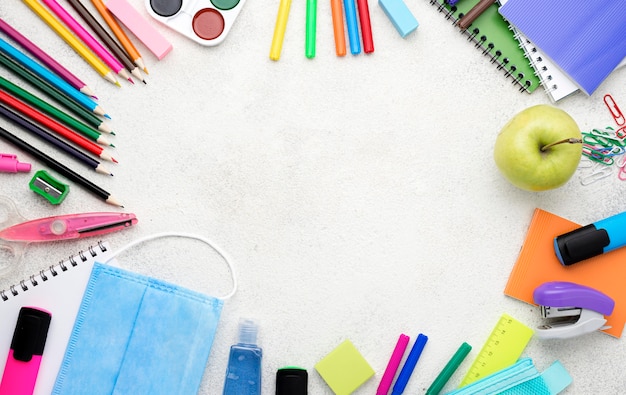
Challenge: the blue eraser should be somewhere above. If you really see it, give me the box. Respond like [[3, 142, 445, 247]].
[[379, 0, 419, 38]]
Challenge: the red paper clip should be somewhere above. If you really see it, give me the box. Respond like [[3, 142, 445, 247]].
[[604, 94, 625, 126]]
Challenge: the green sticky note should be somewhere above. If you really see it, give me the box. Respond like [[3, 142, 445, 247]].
[[315, 339, 375, 395]]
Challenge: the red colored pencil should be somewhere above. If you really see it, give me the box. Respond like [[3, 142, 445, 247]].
[[356, 0, 374, 53], [0, 90, 116, 163]]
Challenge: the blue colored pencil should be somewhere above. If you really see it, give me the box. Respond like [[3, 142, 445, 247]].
[[0, 37, 107, 117]]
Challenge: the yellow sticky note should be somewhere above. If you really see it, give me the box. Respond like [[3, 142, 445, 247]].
[[315, 339, 375, 395]]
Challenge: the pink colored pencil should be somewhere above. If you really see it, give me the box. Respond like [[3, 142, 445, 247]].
[[377, 334, 410, 395], [0, 17, 96, 97], [40, 0, 133, 84]]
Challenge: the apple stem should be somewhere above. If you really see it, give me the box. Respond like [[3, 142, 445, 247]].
[[540, 138, 583, 152]]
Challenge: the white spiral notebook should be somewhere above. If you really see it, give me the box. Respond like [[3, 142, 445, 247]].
[[0, 242, 114, 395]]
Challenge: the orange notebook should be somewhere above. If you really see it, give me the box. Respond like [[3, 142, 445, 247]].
[[504, 208, 626, 338]]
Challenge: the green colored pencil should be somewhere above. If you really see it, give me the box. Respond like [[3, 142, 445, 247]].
[[0, 51, 113, 134], [0, 76, 113, 146]]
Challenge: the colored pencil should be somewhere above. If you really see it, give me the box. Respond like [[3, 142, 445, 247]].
[[0, 76, 113, 146], [0, 18, 96, 97], [356, 0, 374, 53], [21, 0, 120, 86], [0, 104, 112, 175], [330, 0, 346, 56], [0, 126, 122, 207], [41, 0, 133, 84], [66, 0, 145, 83], [0, 90, 116, 162], [0, 52, 113, 135], [91, 0, 148, 74], [270, 0, 292, 61], [0, 37, 108, 117]]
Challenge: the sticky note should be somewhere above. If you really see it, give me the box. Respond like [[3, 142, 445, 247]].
[[379, 0, 419, 38], [315, 339, 375, 395]]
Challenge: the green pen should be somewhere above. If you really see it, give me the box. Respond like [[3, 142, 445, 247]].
[[426, 342, 472, 395], [305, 0, 317, 58]]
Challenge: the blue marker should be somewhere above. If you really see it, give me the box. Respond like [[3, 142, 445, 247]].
[[391, 333, 428, 395], [555, 211, 626, 265], [0, 38, 106, 117], [342, 0, 361, 55]]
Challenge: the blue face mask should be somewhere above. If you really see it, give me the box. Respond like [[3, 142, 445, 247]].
[[51, 233, 237, 395]]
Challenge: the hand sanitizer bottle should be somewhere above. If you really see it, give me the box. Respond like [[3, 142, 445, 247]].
[[223, 319, 262, 395]]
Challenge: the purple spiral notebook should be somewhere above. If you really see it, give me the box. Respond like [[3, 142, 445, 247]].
[[499, 0, 626, 95]]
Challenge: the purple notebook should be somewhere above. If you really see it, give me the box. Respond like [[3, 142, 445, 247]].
[[499, 0, 626, 95]]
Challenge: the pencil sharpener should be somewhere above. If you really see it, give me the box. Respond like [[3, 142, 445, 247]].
[[29, 170, 69, 205], [145, 0, 247, 46]]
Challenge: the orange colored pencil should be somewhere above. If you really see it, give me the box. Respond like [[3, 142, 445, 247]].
[[330, 0, 346, 56], [91, 0, 148, 74]]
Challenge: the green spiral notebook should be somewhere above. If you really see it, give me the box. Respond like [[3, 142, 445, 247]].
[[427, 0, 541, 93]]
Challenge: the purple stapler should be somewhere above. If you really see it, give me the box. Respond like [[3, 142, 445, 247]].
[[533, 281, 615, 339]]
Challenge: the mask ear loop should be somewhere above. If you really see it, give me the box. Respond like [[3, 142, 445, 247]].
[[101, 232, 238, 300]]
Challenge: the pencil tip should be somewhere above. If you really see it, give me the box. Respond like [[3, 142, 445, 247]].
[[110, 143, 116, 148], [104, 114, 112, 120], [112, 157, 119, 164], [92, 95, 99, 100], [115, 81, 121, 87], [143, 68, 149, 74], [143, 80, 147, 84], [128, 78, 134, 84], [110, 132, 116, 136]]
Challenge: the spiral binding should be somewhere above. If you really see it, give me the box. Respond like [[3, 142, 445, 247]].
[[428, 0, 536, 93], [0, 241, 107, 301]]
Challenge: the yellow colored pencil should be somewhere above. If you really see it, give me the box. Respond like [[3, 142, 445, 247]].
[[269, 0, 292, 61], [21, 0, 119, 86]]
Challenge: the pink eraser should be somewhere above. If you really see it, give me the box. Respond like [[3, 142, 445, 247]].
[[105, 0, 172, 60]]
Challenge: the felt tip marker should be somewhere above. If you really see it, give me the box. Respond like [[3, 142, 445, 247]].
[[0, 154, 31, 173], [555, 211, 626, 265], [0, 307, 51, 395], [377, 334, 410, 395], [391, 333, 428, 395]]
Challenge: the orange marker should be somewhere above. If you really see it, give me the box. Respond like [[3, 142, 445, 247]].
[[330, 0, 346, 56], [91, 0, 148, 74]]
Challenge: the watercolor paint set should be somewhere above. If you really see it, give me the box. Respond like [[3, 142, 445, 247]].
[[145, 0, 246, 46]]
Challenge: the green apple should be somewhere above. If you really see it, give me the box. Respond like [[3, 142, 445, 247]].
[[494, 104, 582, 191]]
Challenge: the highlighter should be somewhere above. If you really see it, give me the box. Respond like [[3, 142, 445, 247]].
[[555, 211, 626, 265], [0, 307, 51, 395]]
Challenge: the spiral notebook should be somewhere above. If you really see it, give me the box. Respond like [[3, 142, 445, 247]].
[[427, 0, 540, 93], [0, 242, 114, 395]]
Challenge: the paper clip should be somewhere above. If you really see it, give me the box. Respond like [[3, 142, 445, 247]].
[[617, 155, 626, 181], [580, 163, 613, 185], [604, 94, 625, 126], [590, 128, 625, 146], [616, 126, 626, 140]]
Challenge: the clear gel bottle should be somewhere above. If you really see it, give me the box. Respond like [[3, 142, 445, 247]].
[[223, 319, 262, 395]]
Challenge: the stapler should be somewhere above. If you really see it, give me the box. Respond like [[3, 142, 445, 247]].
[[533, 281, 615, 339]]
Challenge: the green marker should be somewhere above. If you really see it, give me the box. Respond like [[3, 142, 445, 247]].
[[305, 0, 317, 58], [426, 342, 472, 395]]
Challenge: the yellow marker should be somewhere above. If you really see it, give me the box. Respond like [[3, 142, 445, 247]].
[[21, 0, 119, 86], [269, 0, 292, 61], [459, 313, 534, 388]]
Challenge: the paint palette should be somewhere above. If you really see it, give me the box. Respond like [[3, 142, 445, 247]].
[[145, 0, 246, 46]]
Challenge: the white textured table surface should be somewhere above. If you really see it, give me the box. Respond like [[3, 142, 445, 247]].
[[2, 0, 626, 393]]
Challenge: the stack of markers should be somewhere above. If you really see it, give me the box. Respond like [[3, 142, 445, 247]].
[[269, 0, 419, 60], [0, 0, 156, 207]]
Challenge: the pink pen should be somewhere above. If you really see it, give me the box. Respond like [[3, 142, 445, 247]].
[[0, 154, 31, 173], [377, 333, 410, 395], [0, 307, 51, 395], [40, 0, 133, 83]]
